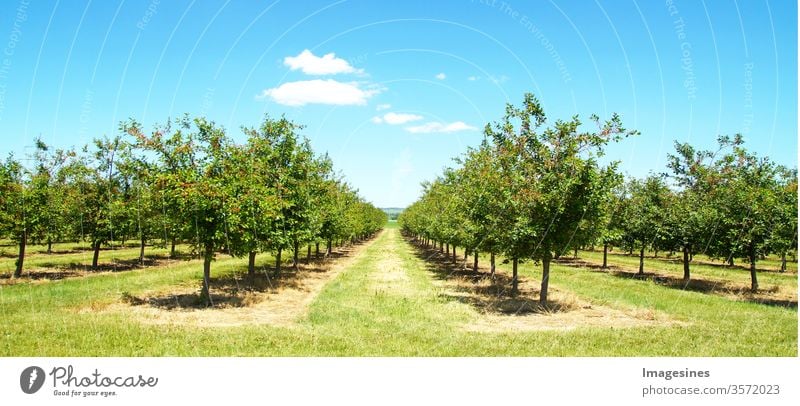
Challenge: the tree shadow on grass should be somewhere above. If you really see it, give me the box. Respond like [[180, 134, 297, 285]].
[[64, 257, 174, 273], [119, 243, 365, 310], [0, 256, 192, 285], [598, 251, 793, 274], [617, 270, 796, 309], [554, 257, 617, 271], [570, 264, 798, 309], [120, 271, 304, 310], [405, 237, 577, 315], [0, 269, 82, 282]]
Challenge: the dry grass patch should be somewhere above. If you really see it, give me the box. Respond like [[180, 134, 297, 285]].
[[91, 236, 379, 328], [442, 270, 674, 333], [409, 241, 679, 333]]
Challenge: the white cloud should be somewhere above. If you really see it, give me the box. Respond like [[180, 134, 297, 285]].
[[257, 79, 380, 106], [376, 103, 391, 111], [467, 76, 479, 81], [405, 121, 477, 134], [435, 72, 446, 80], [385, 112, 422, 125], [283, 49, 362, 75], [373, 112, 423, 125]]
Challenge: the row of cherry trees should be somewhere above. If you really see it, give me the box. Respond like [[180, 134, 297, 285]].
[[0, 115, 386, 302], [398, 94, 796, 304], [611, 134, 796, 288]]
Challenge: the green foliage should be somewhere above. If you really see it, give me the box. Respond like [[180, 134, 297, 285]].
[[125, 114, 384, 301], [1, 115, 384, 301], [401, 93, 634, 303], [401, 93, 798, 299], [618, 175, 672, 257]]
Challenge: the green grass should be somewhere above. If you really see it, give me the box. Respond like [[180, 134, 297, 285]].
[[574, 249, 797, 292], [0, 228, 796, 356], [0, 241, 194, 277]]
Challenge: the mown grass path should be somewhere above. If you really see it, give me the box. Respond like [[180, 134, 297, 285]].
[[0, 224, 796, 356]]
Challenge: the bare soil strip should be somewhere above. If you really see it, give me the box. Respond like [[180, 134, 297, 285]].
[[95, 234, 382, 328], [407, 239, 681, 332]]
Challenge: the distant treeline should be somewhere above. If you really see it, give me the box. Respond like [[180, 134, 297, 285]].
[[381, 208, 404, 220]]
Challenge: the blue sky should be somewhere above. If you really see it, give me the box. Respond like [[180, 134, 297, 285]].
[[0, 0, 796, 207]]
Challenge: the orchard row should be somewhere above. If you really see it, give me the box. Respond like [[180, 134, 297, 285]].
[[399, 94, 797, 304], [0, 115, 386, 302]]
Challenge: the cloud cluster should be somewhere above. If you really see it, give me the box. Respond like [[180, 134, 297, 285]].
[[258, 50, 482, 133], [259, 50, 377, 106]]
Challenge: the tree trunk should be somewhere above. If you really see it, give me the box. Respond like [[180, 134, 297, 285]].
[[327, 240, 332, 258], [638, 245, 645, 275], [452, 246, 457, 264], [749, 249, 758, 291], [275, 248, 282, 276], [780, 252, 786, 273], [682, 245, 690, 282], [201, 247, 212, 306], [293, 241, 299, 271], [490, 252, 495, 277], [440, 241, 444, 253], [248, 251, 256, 277], [170, 237, 176, 258], [728, 257, 734, 267], [573, 247, 578, 259], [92, 240, 101, 269], [602, 243, 608, 268], [138, 236, 146, 264], [540, 253, 551, 305], [446, 243, 449, 255], [463, 249, 468, 269], [511, 257, 519, 295], [473, 251, 479, 272], [307, 244, 311, 264], [47, 239, 52, 255], [315, 242, 320, 258], [13, 231, 26, 278]]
